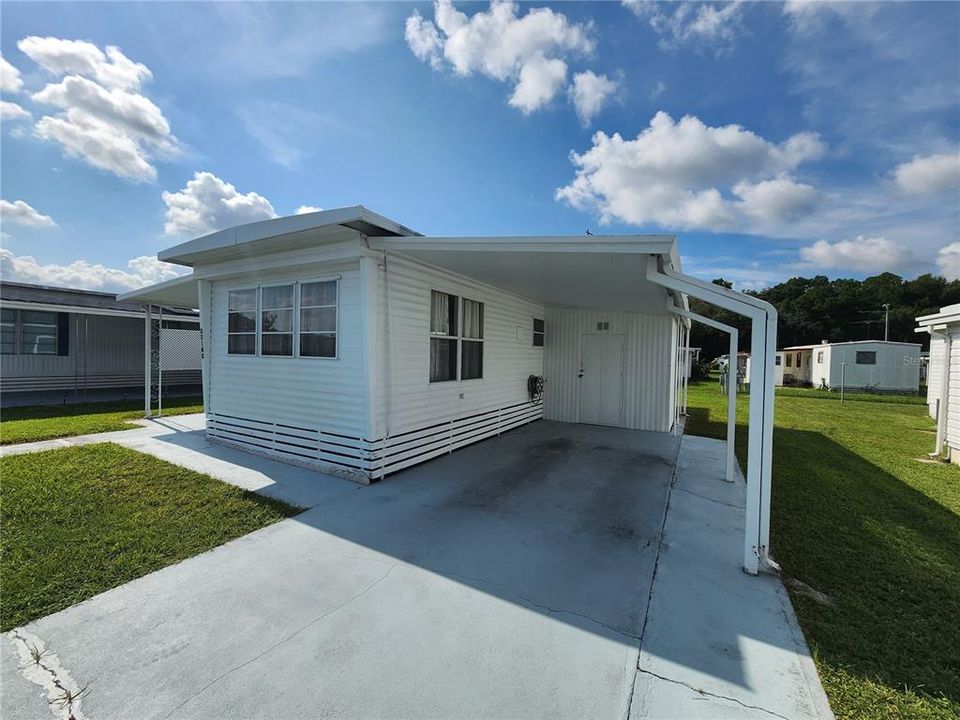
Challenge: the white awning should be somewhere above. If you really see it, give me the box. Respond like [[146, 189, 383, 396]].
[[117, 273, 199, 309]]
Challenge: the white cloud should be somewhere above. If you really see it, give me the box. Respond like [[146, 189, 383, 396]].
[[17, 36, 151, 90], [295, 205, 322, 215], [405, 0, 595, 114], [893, 152, 960, 196], [650, 80, 666, 99], [0, 199, 57, 227], [162, 171, 277, 237], [937, 243, 960, 281], [569, 70, 618, 125], [0, 100, 31, 120], [624, 0, 745, 53], [0, 249, 186, 292], [798, 236, 914, 273], [238, 101, 329, 168], [0, 54, 23, 93], [19, 37, 176, 181], [556, 111, 825, 232]]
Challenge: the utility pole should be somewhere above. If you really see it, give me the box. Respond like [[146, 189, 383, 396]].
[[883, 303, 890, 341]]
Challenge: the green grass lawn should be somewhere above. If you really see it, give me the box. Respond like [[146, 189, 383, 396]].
[[0, 443, 298, 631], [685, 379, 959, 720], [0, 396, 203, 445]]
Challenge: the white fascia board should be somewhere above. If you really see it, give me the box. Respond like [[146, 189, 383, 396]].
[[159, 206, 420, 267], [117, 272, 199, 307], [191, 238, 366, 280], [367, 234, 676, 255], [917, 312, 960, 328]]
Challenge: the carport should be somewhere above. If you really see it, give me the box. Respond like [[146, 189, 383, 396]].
[[122, 225, 777, 574]]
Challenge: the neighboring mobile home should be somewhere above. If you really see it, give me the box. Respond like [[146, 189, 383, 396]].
[[916, 304, 960, 461], [0, 282, 201, 406], [123, 206, 781, 574], [748, 340, 920, 392]]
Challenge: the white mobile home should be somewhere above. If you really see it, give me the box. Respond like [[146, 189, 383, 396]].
[[916, 304, 960, 461], [123, 206, 781, 574]]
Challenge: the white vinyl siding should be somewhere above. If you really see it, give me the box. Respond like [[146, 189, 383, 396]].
[[543, 307, 676, 432], [208, 260, 366, 438], [928, 335, 944, 419], [373, 254, 544, 440]]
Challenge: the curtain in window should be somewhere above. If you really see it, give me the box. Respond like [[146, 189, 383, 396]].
[[431, 291, 451, 335], [462, 298, 483, 339]]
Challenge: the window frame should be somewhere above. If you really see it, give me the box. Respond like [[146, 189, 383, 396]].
[[259, 281, 296, 358], [428, 289, 485, 383], [532, 317, 545, 347], [1, 308, 17, 355], [1, 308, 60, 356], [855, 350, 877, 365], [298, 277, 339, 360], [225, 275, 341, 360]]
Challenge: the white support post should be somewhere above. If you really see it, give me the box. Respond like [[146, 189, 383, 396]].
[[143, 303, 152, 419], [669, 306, 739, 483], [157, 305, 163, 417], [648, 257, 777, 575], [935, 330, 951, 456]]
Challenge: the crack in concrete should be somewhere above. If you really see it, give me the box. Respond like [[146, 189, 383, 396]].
[[673, 484, 745, 510], [9, 628, 89, 720], [636, 669, 792, 720], [160, 563, 398, 719]]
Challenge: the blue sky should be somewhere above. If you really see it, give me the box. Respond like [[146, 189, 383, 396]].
[[0, 1, 958, 292]]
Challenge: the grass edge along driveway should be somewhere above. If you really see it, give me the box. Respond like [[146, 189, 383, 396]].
[[684, 380, 959, 720], [0, 396, 203, 445], [0, 442, 299, 631]]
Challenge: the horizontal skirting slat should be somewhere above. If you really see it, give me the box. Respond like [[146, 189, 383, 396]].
[[1, 371, 201, 392], [205, 400, 543, 481]]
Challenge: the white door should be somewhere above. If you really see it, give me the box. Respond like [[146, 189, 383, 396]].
[[579, 333, 625, 426]]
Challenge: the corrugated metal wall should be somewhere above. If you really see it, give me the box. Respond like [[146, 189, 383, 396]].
[[826, 342, 920, 392], [542, 307, 676, 432], [207, 259, 369, 438], [374, 253, 546, 439]]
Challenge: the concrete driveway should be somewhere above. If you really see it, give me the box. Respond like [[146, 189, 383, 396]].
[[3, 422, 683, 719]]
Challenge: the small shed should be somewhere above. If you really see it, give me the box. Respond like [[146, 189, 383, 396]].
[[122, 206, 781, 574], [916, 304, 960, 461], [0, 282, 201, 406]]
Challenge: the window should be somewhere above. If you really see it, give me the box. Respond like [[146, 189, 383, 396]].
[[533, 318, 545, 347], [856, 351, 877, 365], [228, 288, 257, 355], [260, 284, 294, 356], [785, 354, 792, 368], [300, 280, 337, 358], [817, 351, 824, 363], [775, 355, 781, 366], [1, 309, 15, 354], [430, 290, 458, 382], [20, 310, 58, 355], [796, 352, 802, 368], [461, 298, 484, 380]]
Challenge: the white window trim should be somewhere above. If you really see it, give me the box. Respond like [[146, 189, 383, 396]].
[[225, 276, 340, 360], [429, 290, 484, 383]]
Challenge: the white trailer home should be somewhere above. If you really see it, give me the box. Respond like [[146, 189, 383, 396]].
[[916, 304, 960, 461], [804, 340, 920, 393], [122, 206, 780, 574]]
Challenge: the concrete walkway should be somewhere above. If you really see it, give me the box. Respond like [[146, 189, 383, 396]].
[[1, 413, 348, 509], [1, 421, 833, 720]]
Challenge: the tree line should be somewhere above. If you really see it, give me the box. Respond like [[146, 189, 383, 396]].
[[689, 273, 958, 360]]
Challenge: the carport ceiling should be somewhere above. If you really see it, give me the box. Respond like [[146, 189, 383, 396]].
[[384, 245, 675, 314]]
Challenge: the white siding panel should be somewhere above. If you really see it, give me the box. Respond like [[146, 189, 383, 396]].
[[946, 331, 960, 452], [374, 254, 545, 439], [542, 307, 675, 432], [207, 259, 369, 438]]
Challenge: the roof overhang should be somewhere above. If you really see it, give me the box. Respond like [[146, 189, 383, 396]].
[[369, 234, 681, 314], [117, 273, 200, 308], [159, 206, 420, 267], [916, 304, 960, 331]]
